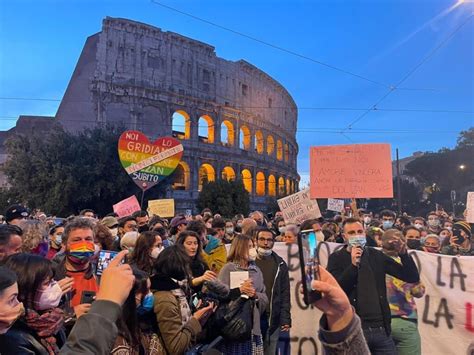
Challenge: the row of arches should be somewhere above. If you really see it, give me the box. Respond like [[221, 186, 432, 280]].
[[171, 162, 297, 197], [172, 111, 294, 163]]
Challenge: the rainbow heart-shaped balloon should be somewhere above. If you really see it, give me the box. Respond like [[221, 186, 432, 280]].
[[118, 130, 184, 191]]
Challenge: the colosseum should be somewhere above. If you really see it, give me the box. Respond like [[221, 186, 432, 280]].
[[11, 17, 300, 213]]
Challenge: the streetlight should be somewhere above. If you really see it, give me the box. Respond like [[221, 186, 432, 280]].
[[459, 164, 466, 170]]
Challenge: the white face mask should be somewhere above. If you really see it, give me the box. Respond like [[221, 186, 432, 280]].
[[248, 247, 258, 261], [278, 226, 287, 234], [34, 281, 63, 311], [150, 246, 163, 259], [225, 227, 234, 235], [109, 228, 118, 237], [257, 247, 272, 257], [414, 223, 423, 229]]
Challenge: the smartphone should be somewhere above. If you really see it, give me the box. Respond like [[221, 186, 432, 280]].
[[80, 290, 96, 304], [298, 230, 322, 305], [96, 250, 120, 276]]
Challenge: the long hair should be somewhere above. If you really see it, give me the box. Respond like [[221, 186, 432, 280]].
[[93, 223, 114, 250], [116, 268, 149, 346], [18, 220, 48, 253], [4, 253, 53, 308], [176, 230, 205, 264], [129, 231, 160, 275], [227, 234, 253, 265]]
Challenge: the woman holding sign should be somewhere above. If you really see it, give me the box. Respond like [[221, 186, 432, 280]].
[[217, 234, 268, 354]]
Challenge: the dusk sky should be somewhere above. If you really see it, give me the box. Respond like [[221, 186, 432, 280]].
[[1, 0, 473, 185]]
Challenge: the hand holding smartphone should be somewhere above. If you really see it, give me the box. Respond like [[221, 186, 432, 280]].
[[298, 231, 322, 305]]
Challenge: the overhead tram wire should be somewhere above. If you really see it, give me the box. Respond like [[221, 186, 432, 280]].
[[1, 97, 473, 115], [342, 13, 474, 134], [149, 0, 390, 89]]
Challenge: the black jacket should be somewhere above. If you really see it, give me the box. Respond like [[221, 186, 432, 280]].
[[327, 246, 419, 335], [0, 319, 66, 355], [256, 251, 291, 334]]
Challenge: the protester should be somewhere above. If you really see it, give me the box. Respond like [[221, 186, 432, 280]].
[[0, 266, 24, 335], [59, 250, 135, 354], [0, 225, 23, 261], [403, 226, 422, 250], [18, 219, 49, 256], [0, 253, 67, 353], [361, 210, 373, 229], [421, 234, 441, 254], [380, 210, 396, 230], [120, 231, 139, 252], [241, 217, 258, 236], [169, 215, 188, 243], [100, 216, 120, 250], [283, 223, 299, 244], [47, 223, 65, 260], [5, 204, 29, 226], [151, 245, 214, 354], [211, 218, 227, 243], [132, 210, 150, 233], [439, 228, 452, 244], [412, 217, 426, 230], [176, 230, 217, 292], [441, 221, 473, 256], [218, 234, 269, 354], [129, 231, 163, 276], [93, 222, 115, 253], [327, 218, 420, 354], [250, 211, 265, 226], [254, 227, 291, 355], [223, 219, 237, 244], [53, 217, 98, 317], [79, 209, 95, 219], [382, 229, 425, 355], [273, 217, 286, 241], [426, 212, 441, 235], [118, 216, 138, 238], [366, 226, 384, 247]]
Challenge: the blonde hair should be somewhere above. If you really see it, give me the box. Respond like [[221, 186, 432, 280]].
[[227, 234, 253, 264], [18, 220, 48, 253]]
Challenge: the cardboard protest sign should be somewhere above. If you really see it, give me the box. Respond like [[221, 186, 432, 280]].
[[147, 199, 175, 218], [239, 242, 474, 355], [466, 192, 474, 223], [118, 131, 183, 191], [277, 188, 322, 224], [113, 195, 141, 218], [310, 143, 393, 198], [327, 198, 344, 212]]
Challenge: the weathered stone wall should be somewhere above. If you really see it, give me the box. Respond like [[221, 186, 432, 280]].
[[56, 17, 299, 213]]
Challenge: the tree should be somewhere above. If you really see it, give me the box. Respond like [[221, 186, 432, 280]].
[[197, 179, 250, 217], [2, 125, 170, 216], [456, 127, 474, 148]]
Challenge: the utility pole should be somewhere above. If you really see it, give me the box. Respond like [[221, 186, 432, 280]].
[[396, 148, 402, 215]]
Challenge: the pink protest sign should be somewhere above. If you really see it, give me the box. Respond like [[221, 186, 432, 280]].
[[113, 195, 141, 218]]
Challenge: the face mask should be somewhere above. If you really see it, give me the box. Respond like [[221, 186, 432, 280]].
[[363, 217, 372, 224], [414, 223, 423, 230], [348, 235, 366, 248], [109, 228, 118, 237], [248, 247, 258, 261], [53, 234, 62, 246], [34, 281, 63, 311], [407, 239, 421, 249], [67, 240, 95, 265], [278, 227, 287, 234], [424, 247, 439, 254], [446, 226, 452, 232], [137, 292, 154, 315], [383, 221, 394, 229], [257, 247, 272, 257], [150, 246, 163, 259], [428, 219, 439, 228], [225, 227, 234, 235]]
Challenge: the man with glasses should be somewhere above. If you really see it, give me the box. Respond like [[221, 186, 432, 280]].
[[5, 205, 29, 226], [255, 227, 291, 355]]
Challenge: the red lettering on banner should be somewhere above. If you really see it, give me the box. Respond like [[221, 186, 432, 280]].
[[466, 303, 474, 333]]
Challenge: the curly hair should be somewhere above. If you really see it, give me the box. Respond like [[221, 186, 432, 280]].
[[94, 223, 115, 250], [18, 220, 48, 253]]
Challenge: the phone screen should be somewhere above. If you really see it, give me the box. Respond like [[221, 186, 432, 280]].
[[96, 250, 120, 276], [298, 231, 322, 305]]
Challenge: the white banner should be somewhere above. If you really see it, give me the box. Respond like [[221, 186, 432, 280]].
[[277, 188, 322, 225], [327, 198, 344, 212], [267, 242, 474, 355]]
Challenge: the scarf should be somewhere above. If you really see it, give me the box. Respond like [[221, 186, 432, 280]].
[[170, 288, 192, 326], [24, 307, 64, 355]]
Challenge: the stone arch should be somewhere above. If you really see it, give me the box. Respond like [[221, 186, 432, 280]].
[[286, 178, 291, 195], [239, 125, 251, 150], [268, 175, 276, 197], [221, 166, 236, 181], [267, 135, 275, 156], [198, 115, 215, 143], [256, 171, 265, 196], [172, 110, 190, 139], [254, 130, 264, 154], [284, 143, 289, 162], [198, 163, 215, 191], [241, 169, 252, 193], [221, 120, 235, 146], [171, 161, 190, 190], [278, 176, 285, 196], [277, 139, 283, 161]]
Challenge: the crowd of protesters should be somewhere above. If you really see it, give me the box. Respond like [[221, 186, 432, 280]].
[[0, 202, 471, 355]]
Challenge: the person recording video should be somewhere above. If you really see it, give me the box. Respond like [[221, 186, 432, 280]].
[[327, 218, 419, 355]]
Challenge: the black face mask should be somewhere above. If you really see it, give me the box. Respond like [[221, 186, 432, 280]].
[[138, 225, 149, 233], [453, 229, 465, 244], [407, 239, 421, 250]]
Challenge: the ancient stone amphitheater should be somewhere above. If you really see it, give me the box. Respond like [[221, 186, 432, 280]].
[[55, 17, 299, 213]]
